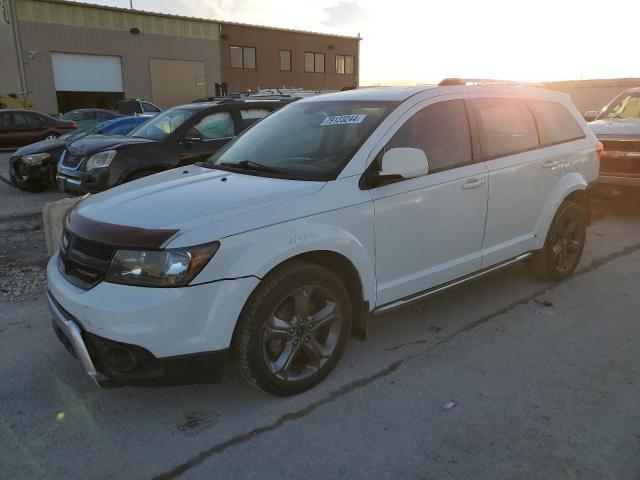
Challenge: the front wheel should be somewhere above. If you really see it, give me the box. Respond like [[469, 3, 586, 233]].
[[233, 261, 352, 396], [529, 201, 587, 282]]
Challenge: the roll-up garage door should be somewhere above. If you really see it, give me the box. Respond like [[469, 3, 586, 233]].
[[51, 53, 123, 92], [51, 53, 124, 112]]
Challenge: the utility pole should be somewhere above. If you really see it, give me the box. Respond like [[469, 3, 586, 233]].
[[130, 0, 133, 9]]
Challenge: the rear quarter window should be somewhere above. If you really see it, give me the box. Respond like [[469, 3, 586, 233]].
[[528, 100, 585, 146], [472, 99, 539, 159]]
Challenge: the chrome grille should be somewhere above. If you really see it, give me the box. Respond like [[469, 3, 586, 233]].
[[61, 150, 85, 169]]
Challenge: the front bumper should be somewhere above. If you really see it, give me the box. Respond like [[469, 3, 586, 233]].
[[56, 172, 92, 195], [47, 253, 260, 386], [49, 292, 228, 387]]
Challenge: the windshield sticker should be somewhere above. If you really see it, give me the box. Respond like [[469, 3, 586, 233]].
[[321, 114, 367, 126]]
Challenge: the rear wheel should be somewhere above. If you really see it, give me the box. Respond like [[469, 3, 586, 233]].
[[233, 260, 352, 396], [529, 201, 587, 281], [43, 132, 59, 140]]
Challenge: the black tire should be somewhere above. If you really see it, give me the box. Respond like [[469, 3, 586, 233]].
[[529, 201, 587, 282], [233, 260, 352, 396], [43, 132, 60, 141]]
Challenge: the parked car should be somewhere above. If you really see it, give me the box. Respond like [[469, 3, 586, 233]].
[[116, 99, 162, 116], [60, 108, 121, 130], [9, 116, 149, 191], [56, 99, 292, 194], [0, 109, 75, 148], [587, 87, 640, 191], [48, 83, 599, 395]]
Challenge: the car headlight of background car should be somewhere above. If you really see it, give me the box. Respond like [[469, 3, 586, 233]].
[[85, 150, 117, 171], [105, 241, 220, 287], [21, 152, 51, 166]]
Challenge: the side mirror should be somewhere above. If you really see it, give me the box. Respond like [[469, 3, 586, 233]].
[[380, 147, 429, 179], [583, 111, 599, 122], [182, 129, 203, 144]]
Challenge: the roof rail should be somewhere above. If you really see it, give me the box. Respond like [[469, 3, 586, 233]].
[[438, 78, 542, 87]]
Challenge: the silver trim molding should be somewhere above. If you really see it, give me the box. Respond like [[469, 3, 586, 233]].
[[375, 253, 532, 314]]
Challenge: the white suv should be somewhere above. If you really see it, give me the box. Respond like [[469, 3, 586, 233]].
[[47, 82, 599, 395]]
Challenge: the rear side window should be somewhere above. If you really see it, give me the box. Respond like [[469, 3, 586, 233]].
[[386, 99, 472, 173], [142, 102, 161, 113], [13, 112, 41, 127], [529, 100, 585, 145], [240, 108, 271, 129], [0, 112, 11, 127], [473, 99, 539, 159]]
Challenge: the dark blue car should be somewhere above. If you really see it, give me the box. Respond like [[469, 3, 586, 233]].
[[10, 115, 149, 191]]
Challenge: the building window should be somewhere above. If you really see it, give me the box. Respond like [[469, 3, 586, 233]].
[[335, 55, 355, 75], [304, 52, 325, 73], [280, 50, 291, 71], [230, 46, 256, 69]]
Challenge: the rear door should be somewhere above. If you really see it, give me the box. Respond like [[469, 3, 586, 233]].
[[238, 107, 273, 132], [474, 97, 560, 267]]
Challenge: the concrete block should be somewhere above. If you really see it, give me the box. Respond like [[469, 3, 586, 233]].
[[42, 196, 82, 256]]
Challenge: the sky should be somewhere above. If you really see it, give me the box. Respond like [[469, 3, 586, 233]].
[[79, 0, 640, 85]]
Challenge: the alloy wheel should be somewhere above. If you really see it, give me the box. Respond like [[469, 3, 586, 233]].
[[261, 285, 342, 382], [551, 211, 583, 273]]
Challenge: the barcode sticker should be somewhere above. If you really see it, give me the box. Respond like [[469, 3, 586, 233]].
[[321, 114, 366, 126]]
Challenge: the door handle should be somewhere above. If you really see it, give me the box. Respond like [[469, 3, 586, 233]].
[[543, 159, 560, 169], [462, 177, 486, 190]]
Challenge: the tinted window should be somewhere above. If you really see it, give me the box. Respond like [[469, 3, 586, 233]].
[[13, 112, 41, 127], [240, 108, 271, 129], [473, 99, 539, 159], [600, 92, 640, 119], [193, 111, 235, 139], [142, 102, 161, 113], [0, 112, 11, 127], [386, 100, 472, 173], [529, 100, 585, 145]]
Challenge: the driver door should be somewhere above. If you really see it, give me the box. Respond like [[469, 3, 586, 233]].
[[368, 97, 489, 306], [177, 110, 237, 165]]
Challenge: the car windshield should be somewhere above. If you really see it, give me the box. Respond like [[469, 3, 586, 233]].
[[209, 100, 395, 180], [128, 108, 195, 140], [600, 93, 640, 119]]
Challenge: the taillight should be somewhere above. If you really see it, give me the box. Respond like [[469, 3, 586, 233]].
[[596, 141, 604, 160]]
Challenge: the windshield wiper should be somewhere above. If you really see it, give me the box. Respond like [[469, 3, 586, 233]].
[[219, 160, 284, 174]]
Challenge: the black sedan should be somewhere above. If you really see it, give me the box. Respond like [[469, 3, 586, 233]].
[[56, 99, 292, 195]]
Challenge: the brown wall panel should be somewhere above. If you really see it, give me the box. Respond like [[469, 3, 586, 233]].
[[219, 24, 359, 92]]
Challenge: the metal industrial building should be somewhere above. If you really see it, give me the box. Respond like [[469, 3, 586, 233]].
[[0, 0, 360, 113]]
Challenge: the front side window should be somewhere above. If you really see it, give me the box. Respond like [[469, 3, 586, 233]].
[[529, 100, 585, 145], [473, 98, 539, 159], [230, 46, 256, 69], [210, 101, 395, 181], [305, 52, 325, 73], [192, 111, 235, 140], [128, 108, 195, 140], [335, 55, 355, 75], [600, 92, 640, 119], [385, 100, 472, 174], [280, 50, 291, 71], [61, 111, 82, 121]]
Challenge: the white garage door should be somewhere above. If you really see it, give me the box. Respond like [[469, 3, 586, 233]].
[[51, 53, 123, 92]]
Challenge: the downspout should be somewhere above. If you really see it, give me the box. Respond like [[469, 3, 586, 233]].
[[8, 0, 29, 103], [356, 32, 361, 87]]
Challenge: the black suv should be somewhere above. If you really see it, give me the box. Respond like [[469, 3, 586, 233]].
[[56, 99, 293, 194]]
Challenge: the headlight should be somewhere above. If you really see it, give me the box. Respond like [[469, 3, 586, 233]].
[[21, 152, 50, 166], [105, 241, 220, 287], [86, 150, 117, 171]]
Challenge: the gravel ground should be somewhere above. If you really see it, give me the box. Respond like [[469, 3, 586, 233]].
[[1, 177, 639, 480]]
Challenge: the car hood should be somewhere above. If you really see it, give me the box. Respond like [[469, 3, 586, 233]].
[[67, 135, 154, 155], [13, 138, 67, 157], [74, 166, 325, 235], [589, 118, 640, 137]]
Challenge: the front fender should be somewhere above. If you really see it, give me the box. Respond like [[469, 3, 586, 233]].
[[533, 172, 587, 250], [187, 205, 376, 305]]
